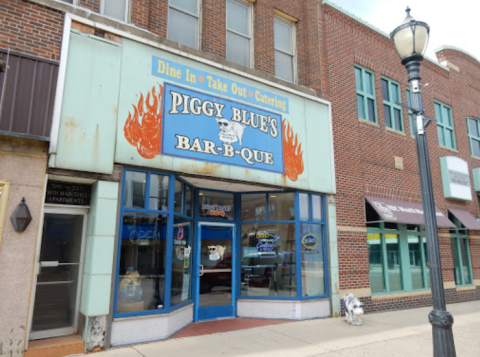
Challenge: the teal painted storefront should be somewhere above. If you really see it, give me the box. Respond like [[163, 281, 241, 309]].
[[41, 26, 338, 346]]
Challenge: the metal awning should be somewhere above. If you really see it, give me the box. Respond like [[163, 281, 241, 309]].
[[448, 208, 480, 230], [365, 196, 455, 228]]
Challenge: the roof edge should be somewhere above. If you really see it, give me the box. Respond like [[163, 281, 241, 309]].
[[435, 46, 480, 67], [322, 0, 449, 71]]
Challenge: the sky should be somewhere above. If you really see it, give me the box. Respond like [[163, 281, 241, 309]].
[[328, 0, 480, 63]]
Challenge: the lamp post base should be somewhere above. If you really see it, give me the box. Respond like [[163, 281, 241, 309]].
[[429, 310, 456, 357]]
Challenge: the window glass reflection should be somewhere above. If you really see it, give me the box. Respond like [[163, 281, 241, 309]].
[[300, 224, 325, 296], [174, 180, 184, 215], [269, 193, 295, 221], [368, 233, 385, 293], [241, 193, 266, 221], [124, 171, 146, 209], [386, 234, 402, 291], [299, 193, 310, 221], [312, 195, 322, 222], [116, 213, 167, 314], [198, 191, 234, 220], [149, 174, 169, 211], [240, 223, 296, 297], [171, 218, 193, 306]]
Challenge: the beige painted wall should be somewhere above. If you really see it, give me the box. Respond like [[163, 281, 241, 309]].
[[0, 136, 48, 357]]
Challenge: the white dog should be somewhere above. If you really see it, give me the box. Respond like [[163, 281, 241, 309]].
[[216, 118, 246, 145], [343, 293, 364, 325]]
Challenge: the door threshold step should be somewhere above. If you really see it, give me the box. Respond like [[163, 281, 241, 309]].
[[26, 335, 84, 357]]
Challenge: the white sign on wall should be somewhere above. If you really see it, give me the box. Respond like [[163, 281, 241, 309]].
[[440, 156, 472, 201]]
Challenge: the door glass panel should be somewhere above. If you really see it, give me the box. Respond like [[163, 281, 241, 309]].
[[368, 233, 385, 293], [423, 238, 430, 288], [199, 226, 233, 307], [450, 238, 461, 285], [386, 234, 402, 291], [31, 214, 84, 332], [408, 235, 424, 289], [459, 238, 471, 285]]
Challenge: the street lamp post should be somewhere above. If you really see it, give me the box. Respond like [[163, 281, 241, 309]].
[[390, 8, 456, 357]]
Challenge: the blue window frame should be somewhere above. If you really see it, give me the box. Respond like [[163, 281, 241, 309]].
[[355, 65, 377, 123], [239, 192, 328, 300], [381, 77, 403, 131], [434, 101, 456, 149], [114, 168, 329, 318], [467, 117, 480, 157], [114, 169, 194, 318]]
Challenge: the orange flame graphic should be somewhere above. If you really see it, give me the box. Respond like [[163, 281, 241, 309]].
[[283, 119, 304, 182], [124, 84, 163, 159]]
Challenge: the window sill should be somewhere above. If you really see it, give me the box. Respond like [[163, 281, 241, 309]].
[[113, 301, 193, 320], [371, 289, 431, 300], [455, 285, 476, 292], [385, 127, 406, 136], [358, 119, 379, 127], [439, 145, 458, 153], [471, 155, 480, 161]]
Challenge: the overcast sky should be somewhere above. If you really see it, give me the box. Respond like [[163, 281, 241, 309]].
[[328, 0, 480, 63]]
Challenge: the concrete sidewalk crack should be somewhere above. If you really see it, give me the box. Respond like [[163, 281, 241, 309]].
[[132, 346, 147, 357]]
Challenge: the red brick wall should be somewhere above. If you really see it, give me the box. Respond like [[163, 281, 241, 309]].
[[0, 0, 63, 60], [79, 0, 100, 12], [323, 3, 480, 309]]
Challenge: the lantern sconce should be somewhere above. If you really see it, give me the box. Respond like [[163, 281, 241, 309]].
[[10, 197, 33, 232]]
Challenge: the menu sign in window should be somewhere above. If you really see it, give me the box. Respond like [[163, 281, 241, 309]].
[[45, 181, 92, 205]]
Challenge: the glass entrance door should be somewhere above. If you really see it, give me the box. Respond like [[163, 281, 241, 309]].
[[30, 211, 86, 339], [196, 224, 235, 321]]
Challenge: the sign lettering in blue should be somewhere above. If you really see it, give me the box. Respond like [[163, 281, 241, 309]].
[[162, 83, 285, 174], [152, 56, 289, 114]]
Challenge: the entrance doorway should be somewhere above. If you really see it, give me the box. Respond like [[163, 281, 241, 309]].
[[29, 207, 87, 340], [195, 223, 235, 321]]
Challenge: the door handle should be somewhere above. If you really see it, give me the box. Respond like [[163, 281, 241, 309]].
[[40, 261, 59, 267], [199, 264, 204, 276]]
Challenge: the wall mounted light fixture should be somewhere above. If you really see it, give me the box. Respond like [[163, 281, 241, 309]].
[[10, 197, 32, 232]]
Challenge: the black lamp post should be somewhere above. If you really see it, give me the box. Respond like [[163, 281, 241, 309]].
[[390, 8, 456, 357]]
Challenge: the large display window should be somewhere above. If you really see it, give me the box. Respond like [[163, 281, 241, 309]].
[[114, 171, 194, 317], [240, 192, 327, 299], [114, 169, 329, 318]]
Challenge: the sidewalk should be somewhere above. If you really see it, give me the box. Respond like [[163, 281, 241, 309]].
[[98, 301, 479, 357]]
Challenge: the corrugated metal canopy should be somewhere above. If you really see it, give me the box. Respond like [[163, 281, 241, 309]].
[[0, 48, 58, 138]]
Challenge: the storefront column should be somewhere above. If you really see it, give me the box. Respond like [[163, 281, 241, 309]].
[[80, 180, 119, 352], [326, 195, 341, 317]]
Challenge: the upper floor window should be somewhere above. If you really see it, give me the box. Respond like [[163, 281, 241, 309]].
[[168, 0, 200, 50], [434, 101, 455, 149], [274, 17, 296, 83], [381, 77, 403, 131], [406, 88, 415, 136], [355, 65, 376, 123], [226, 0, 252, 68], [467, 117, 480, 157], [101, 0, 130, 22]]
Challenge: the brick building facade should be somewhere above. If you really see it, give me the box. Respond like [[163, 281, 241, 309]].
[[0, 0, 478, 356]]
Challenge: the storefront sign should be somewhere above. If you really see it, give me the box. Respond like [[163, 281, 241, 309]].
[[153, 56, 289, 114], [440, 156, 472, 201], [201, 204, 232, 217], [162, 83, 284, 173], [301, 233, 319, 253], [45, 181, 91, 205], [256, 231, 279, 257]]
